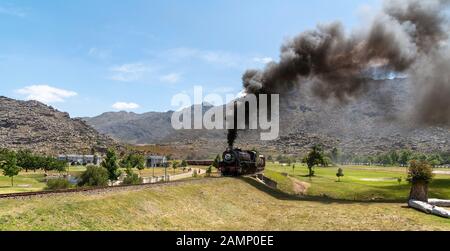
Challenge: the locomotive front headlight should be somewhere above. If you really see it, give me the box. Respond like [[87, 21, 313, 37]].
[[224, 153, 233, 162]]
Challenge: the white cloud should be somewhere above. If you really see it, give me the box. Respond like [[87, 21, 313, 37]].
[[112, 102, 140, 110], [0, 5, 26, 18], [16, 85, 77, 104], [160, 73, 181, 84], [253, 57, 274, 64], [109, 63, 151, 82], [88, 47, 111, 60], [166, 47, 243, 68]]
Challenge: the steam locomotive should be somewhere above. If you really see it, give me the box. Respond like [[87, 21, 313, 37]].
[[219, 148, 266, 176]]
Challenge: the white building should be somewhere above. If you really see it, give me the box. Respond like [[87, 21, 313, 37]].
[[58, 154, 102, 166], [146, 155, 167, 168]]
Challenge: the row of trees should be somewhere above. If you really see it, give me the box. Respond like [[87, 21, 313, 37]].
[[332, 149, 449, 167], [84, 149, 190, 187], [268, 148, 449, 168], [0, 149, 67, 186]]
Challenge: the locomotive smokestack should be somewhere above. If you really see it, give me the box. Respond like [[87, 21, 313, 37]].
[[227, 128, 237, 148]]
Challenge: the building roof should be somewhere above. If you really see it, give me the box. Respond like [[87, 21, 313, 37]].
[[147, 155, 166, 160]]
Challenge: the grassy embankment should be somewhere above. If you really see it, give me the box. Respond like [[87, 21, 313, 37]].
[[0, 175, 449, 230]]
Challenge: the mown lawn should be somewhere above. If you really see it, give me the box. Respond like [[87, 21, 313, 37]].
[[0, 177, 449, 230], [0, 174, 47, 194], [266, 163, 450, 201], [0, 166, 202, 194]]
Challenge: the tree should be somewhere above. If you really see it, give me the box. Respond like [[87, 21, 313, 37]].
[[336, 168, 344, 182], [367, 156, 374, 166], [42, 156, 56, 173], [121, 153, 146, 174], [181, 160, 188, 168], [101, 148, 121, 185], [407, 160, 434, 202], [399, 150, 412, 167], [427, 153, 443, 167], [16, 149, 34, 172], [303, 145, 325, 177], [78, 165, 110, 187], [212, 154, 221, 169], [322, 156, 332, 167], [378, 153, 392, 166], [331, 148, 340, 164], [276, 155, 283, 163], [389, 150, 400, 166], [48, 158, 67, 173], [206, 166, 212, 177], [411, 153, 427, 162], [440, 152, 450, 165], [0, 152, 21, 187], [172, 161, 179, 174]]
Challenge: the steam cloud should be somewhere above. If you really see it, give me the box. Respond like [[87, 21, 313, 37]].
[[228, 0, 450, 147], [242, 0, 450, 125]]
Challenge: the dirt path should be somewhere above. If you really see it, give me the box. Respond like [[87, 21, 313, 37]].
[[434, 170, 450, 175], [289, 177, 310, 195]]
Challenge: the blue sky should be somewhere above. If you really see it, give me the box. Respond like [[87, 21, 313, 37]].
[[0, 0, 380, 117]]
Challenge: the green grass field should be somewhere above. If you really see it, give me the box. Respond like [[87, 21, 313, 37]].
[[0, 166, 196, 194], [265, 163, 450, 201], [0, 177, 449, 230]]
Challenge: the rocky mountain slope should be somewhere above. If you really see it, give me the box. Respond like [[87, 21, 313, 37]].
[[0, 96, 117, 155], [84, 79, 449, 157]]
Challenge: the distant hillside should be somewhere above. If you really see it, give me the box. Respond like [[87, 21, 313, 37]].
[[0, 96, 117, 155], [83, 104, 226, 146], [82, 110, 175, 144], [84, 79, 450, 157]]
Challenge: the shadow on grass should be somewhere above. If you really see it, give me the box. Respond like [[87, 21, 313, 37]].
[[239, 177, 407, 205]]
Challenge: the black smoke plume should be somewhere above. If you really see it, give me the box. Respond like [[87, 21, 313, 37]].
[[242, 0, 450, 121], [228, 0, 450, 146]]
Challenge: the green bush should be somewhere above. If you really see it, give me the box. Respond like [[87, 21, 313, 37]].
[[46, 178, 71, 190], [122, 168, 142, 185], [336, 168, 344, 182], [407, 160, 434, 184], [78, 165, 109, 187], [206, 166, 212, 177]]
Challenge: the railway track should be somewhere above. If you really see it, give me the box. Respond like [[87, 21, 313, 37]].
[[0, 177, 217, 200]]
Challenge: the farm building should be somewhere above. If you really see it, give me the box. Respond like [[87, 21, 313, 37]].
[[146, 155, 167, 167], [57, 154, 102, 166]]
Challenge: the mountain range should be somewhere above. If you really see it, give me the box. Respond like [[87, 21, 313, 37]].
[[84, 79, 449, 157], [1, 78, 448, 158], [0, 96, 116, 155]]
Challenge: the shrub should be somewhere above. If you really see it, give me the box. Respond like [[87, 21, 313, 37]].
[[206, 166, 212, 177], [336, 168, 344, 182], [122, 168, 142, 185], [407, 160, 434, 184], [408, 160, 434, 202], [46, 178, 71, 190], [78, 165, 109, 187]]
